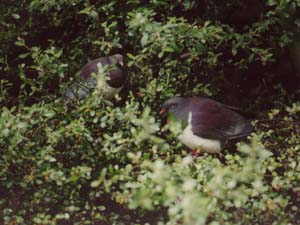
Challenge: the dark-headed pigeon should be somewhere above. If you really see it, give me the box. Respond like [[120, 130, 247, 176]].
[[65, 54, 128, 101], [160, 96, 254, 154]]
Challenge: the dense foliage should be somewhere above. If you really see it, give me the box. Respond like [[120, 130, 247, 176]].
[[1, 0, 299, 224]]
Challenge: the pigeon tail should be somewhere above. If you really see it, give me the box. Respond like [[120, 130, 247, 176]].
[[229, 121, 254, 140]]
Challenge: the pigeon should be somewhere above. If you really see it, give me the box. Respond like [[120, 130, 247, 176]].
[[65, 54, 128, 101], [160, 96, 254, 154]]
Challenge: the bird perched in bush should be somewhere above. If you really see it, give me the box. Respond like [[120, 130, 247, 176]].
[[160, 96, 254, 154], [65, 54, 128, 101]]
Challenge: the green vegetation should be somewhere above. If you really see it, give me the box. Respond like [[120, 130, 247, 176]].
[[0, 1, 299, 224]]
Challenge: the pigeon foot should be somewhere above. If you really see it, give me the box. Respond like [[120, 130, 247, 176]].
[[191, 148, 201, 157]]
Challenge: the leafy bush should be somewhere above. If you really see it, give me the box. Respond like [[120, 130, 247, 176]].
[[0, 0, 299, 224]]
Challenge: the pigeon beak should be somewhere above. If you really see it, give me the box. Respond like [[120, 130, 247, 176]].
[[119, 61, 124, 67], [159, 108, 166, 116]]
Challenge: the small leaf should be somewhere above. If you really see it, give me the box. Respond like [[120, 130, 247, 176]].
[[141, 33, 149, 46], [12, 14, 20, 19], [232, 48, 237, 56], [15, 37, 25, 47], [89, 10, 98, 20], [158, 51, 164, 58], [165, 46, 174, 52], [127, 53, 135, 59], [18, 53, 31, 59], [266, 0, 277, 6], [44, 111, 56, 118], [91, 180, 101, 188], [17, 122, 28, 129]]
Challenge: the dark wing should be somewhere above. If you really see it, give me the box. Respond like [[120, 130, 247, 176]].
[[188, 98, 253, 140], [80, 57, 109, 79]]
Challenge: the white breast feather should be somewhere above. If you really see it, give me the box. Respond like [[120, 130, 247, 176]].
[[178, 112, 221, 153]]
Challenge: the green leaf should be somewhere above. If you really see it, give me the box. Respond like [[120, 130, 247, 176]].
[[266, 0, 278, 6], [141, 33, 149, 46], [165, 46, 174, 52], [18, 53, 31, 59], [232, 48, 237, 56], [158, 51, 164, 58], [15, 37, 25, 47], [12, 14, 20, 19]]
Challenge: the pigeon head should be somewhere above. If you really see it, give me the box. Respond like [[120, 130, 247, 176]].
[[111, 54, 124, 67], [160, 96, 185, 116]]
